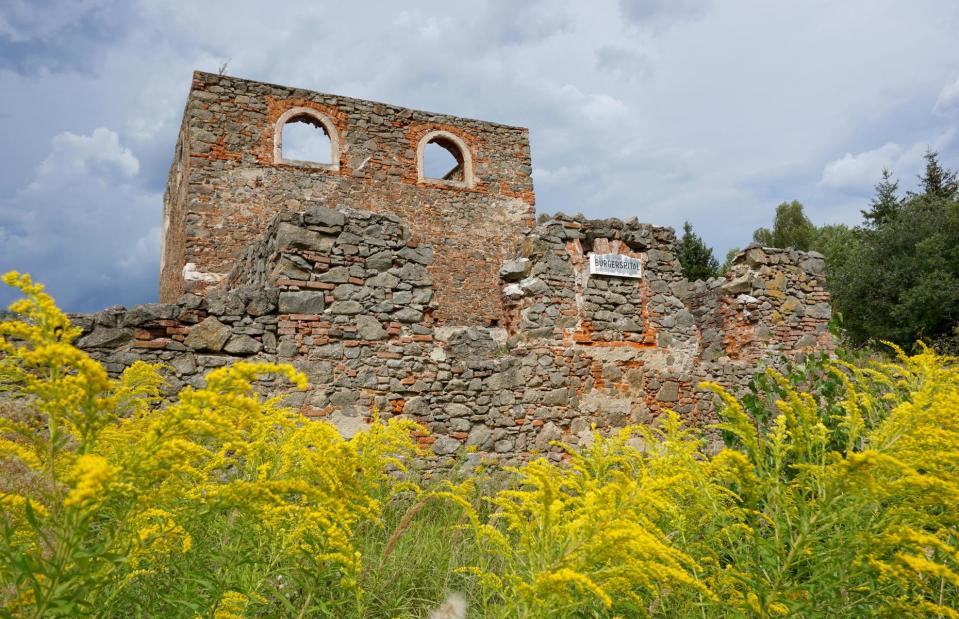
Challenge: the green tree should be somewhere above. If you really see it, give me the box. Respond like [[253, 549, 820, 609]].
[[861, 168, 901, 228], [810, 223, 857, 282], [677, 221, 719, 280], [830, 152, 959, 348], [752, 200, 816, 250], [914, 148, 958, 200]]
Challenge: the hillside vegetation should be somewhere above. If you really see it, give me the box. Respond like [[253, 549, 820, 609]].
[[1, 272, 958, 618]]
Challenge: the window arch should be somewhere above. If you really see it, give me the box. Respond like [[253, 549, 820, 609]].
[[417, 130, 474, 188], [273, 107, 340, 170]]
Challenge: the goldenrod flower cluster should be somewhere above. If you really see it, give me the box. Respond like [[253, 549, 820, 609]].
[[0, 272, 422, 617], [695, 344, 959, 617], [1, 271, 957, 617], [439, 347, 959, 617]]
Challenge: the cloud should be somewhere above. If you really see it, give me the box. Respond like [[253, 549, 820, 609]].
[[0, 127, 160, 311], [2, 0, 959, 312], [0, 0, 133, 74], [595, 45, 652, 81], [31, 127, 139, 186], [819, 127, 958, 194], [935, 75, 959, 116], [819, 142, 902, 192], [550, 84, 629, 125], [532, 164, 594, 189], [619, 0, 710, 28], [0, 0, 97, 42], [479, 0, 572, 45]]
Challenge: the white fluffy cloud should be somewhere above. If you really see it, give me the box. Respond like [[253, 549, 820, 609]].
[[819, 143, 903, 191], [1, 0, 959, 311], [0, 127, 160, 311], [819, 125, 959, 194], [31, 127, 139, 185]]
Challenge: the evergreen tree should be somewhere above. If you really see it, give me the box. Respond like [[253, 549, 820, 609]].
[[752, 200, 815, 250], [862, 168, 901, 227], [829, 151, 959, 348], [914, 149, 958, 200], [677, 221, 720, 281]]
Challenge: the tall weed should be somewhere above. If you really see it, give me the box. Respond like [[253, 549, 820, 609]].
[[1, 272, 957, 617]]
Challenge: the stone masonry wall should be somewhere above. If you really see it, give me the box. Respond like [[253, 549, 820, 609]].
[[76, 206, 832, 469], [160, 72, 535, 327], [498, 214, 833, 446]]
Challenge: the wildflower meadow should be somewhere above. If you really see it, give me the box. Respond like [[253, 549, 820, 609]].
[[1, 271, 957, 618]]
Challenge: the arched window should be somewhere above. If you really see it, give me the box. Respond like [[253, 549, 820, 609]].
[[417, 130, 474, 187], [273, 107, 339, 170]]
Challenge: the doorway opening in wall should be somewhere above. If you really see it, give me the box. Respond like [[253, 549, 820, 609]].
[[422, 137, 465, 182], [281, 116, 333, 164]]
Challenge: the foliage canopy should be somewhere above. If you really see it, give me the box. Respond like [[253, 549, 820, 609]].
[[829, 151, 959, 348], [752, 200, 816, 251]]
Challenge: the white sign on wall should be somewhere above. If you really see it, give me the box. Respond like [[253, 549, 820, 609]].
[[588, 253, 643, 278]]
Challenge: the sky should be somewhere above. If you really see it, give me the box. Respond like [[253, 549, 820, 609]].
[[2, 0, 959, 312]]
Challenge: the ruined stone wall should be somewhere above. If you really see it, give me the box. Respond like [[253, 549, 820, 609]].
[[160, 72, 535, 327], [499, 215, 833, 447], [159, 114, 191, 298], [76, 206, 832, 468]]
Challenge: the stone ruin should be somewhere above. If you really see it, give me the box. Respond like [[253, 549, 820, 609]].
[[160, 72, 534, 326], [67, 72, 832, 466]]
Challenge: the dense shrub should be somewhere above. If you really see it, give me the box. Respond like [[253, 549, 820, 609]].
[[1, 272, 957, 617]]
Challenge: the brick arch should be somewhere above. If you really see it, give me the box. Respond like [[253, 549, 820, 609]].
[[273, 107, 340, 169], [405, 123, 486, 191], [416, 129, 475, 188], [260, 98, 349, 172]]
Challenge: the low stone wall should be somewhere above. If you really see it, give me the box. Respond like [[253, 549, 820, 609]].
[[72, 206, 832, 467], [71, 289, 283, 396]]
